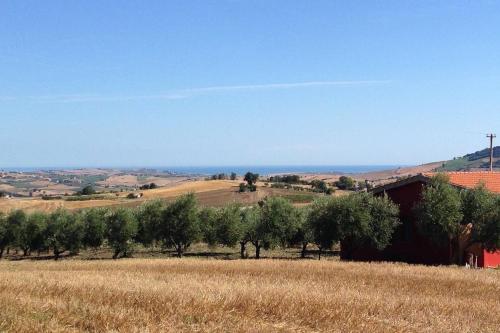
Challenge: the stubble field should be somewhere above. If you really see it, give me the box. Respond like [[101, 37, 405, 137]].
[[0, 259, 498, 332]]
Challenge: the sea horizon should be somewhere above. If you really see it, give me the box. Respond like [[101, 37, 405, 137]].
[[0, 164, 407, 175]]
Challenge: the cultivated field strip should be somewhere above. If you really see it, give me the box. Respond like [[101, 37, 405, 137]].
[[0, 259, 498, 332]]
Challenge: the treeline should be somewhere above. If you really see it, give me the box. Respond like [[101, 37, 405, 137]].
[[0, 192, 400, 260], [268, 175, 370, 194], [464, 146, 500, 161], [208, 173, 237, 181]]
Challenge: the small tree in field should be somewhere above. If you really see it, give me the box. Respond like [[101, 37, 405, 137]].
[[6, 210, 26, 254], [18, 212, 47, 256], [290, 207, 312, 258], [215, 203, 243, 248], [242, 197, 298, 259], [259, 197, 298, 248], [416, 174, 463, 264], [230, 172, 237, 181], [159, 193, 200, 257], [244, 172, 259, 192], [106, 208, 138, 259], [308, 197, 340, 260], [45, 208, 84, 260], [199, 206, 219, 247], [240, 206, 261, 258], [338, 193, 399, 260], [81, 208, 107, 251], [335, 176, 356, 190], [79, 185, 96, 196], [135, 200, 164, 247], [460, 184, 500, 254]]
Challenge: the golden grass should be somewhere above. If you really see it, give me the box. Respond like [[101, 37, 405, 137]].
[[0, 259, 498, 332]]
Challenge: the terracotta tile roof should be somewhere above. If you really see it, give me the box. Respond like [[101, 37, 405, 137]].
[[423, 172, 500, 193]]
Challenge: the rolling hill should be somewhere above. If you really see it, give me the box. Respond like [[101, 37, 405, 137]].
[[437, 146, 500, 171]]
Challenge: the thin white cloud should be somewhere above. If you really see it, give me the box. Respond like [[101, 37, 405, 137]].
[[0, 80, 389, 103]]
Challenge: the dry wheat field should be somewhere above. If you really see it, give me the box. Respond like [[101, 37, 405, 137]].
[[0, 259, 498, 333]]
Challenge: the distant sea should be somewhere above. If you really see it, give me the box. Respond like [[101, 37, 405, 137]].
[[1, 165, 404, 176], [162, 165, 403, 176]]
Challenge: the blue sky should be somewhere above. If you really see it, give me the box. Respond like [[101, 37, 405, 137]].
[[1, 1, 499, 167]]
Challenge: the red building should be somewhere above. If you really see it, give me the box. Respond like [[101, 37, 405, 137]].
[[340, 172, 500, 268]]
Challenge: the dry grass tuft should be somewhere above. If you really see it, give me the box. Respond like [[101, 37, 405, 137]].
[[0, 259, 498, 332]]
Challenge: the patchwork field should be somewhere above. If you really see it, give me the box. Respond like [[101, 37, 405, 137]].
[[0, 259, 498, 332], [0, 180, 324, 213]]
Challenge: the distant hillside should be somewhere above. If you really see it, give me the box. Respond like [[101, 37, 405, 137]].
[[437, 146, 500, 171]]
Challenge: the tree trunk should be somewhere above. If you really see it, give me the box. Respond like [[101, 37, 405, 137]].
[[318, 247, 322, 261], [240, 242, 246, 259], [301, 242, 308, 258], [54, 248, 60, 261], [112, 249, 120, 259], [6, 247, 9, 255], [254, 241, 261, 259], [177, 246, 183, 258], [0, 247, 4, 259]]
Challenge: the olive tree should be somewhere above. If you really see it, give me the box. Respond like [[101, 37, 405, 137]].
[[416, 174, 463, 264], [244, 172, 259, 192], [339, 192, 399, 260], [199, 206, 219, 247], [461, 184, 500, 253], [45, 208, 84, 260], [6, 210, 26, 255], [215, 203, 243, 248], [106, 208, 138, 259], [240, 206, 261, 258], [159, 193, 200, 257], [290, 207, 313, 258], [308, 197, 340, 260], [81, 208, 107, 250], [18, 212, 47, 256], [135, 200, 164, 247]]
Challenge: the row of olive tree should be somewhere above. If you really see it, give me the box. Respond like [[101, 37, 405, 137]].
[[0, 192, 401, 260]]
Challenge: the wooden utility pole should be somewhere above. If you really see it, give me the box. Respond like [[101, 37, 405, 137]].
[[486, 133, 496, 172]]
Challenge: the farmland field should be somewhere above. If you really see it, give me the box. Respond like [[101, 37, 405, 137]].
[[0, 259, 498, 332], [0, 180, 327, 213]]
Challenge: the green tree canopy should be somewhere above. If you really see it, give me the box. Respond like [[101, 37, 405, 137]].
[[106, 208, 138, 259], [244, 172, 259, 192], [80, 185, 96, 196], [416, 174, 463, 263], [135, 200, 164, 247], [45, 208, 84, 260], [214, 204, 243, 248], [308, 197, 341, 259], [159, 193, 200, 257], [18, 211, 47, 256], [335, 176, 356, 190], [81, 208, 107, 250], [461, 184, 500, 252], [199, 206, 219, 247]]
